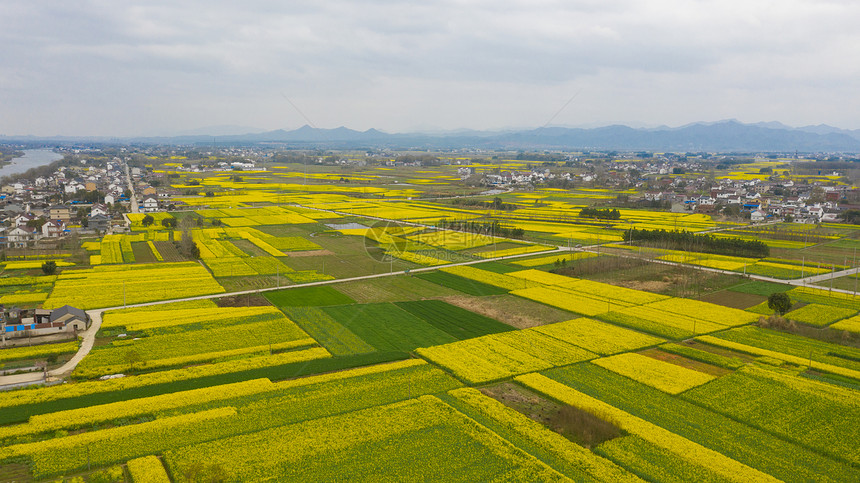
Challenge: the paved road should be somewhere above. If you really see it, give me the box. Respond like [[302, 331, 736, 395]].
[[29, 245, 568, 382], [796, 266, 860, 285], [10, 205, 852, 386], [124, 162, 139, 213], [598, 245, 860, 289], [0, 371, 45, 391], [47, 310, 103, 378]]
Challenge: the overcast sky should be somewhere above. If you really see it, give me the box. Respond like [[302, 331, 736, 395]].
[[1, 0, 858, 136]]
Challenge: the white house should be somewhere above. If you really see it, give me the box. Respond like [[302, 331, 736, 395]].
[[142, 196, 158, 212], [6, 226, 38, 247], [90, 203, 109, 217], [14, 213, 37, 227], [806, 206, 824, 220], [42, 219, 66, 237]]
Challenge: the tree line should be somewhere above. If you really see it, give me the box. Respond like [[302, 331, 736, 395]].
[[437, 219, 525, 239], [579, 207, 621, 220], [623, 228, 769, 258], [450, 197, 517, 211]]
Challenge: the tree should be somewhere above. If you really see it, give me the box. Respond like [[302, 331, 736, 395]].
[[722, 204, 741, 218], [141, 214, 155, 227], [179, 223, 201, 260], [41, 260, 57, 275], [767, 292, 792, 316], [124, 349, 143, 371], [161, 217, 176, 229], [842, 209, 860, 224], [26, 218, 47, 229], [808, 186, 825, 204]]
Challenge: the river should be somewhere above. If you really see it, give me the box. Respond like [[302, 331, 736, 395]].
[[0, 149, 64, 180]]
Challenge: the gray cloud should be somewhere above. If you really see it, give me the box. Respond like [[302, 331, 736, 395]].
[[1, 0, 858, 135]]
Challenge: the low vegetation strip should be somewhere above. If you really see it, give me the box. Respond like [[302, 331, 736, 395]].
[[512, 286, 617, 317], [0, 341, 79, 363], [44, 262, 226, 310], [387, 249, 450, 266], [596, 435, 736, 483], [264, 285, 355, 307], [696, 335, 860, 381], [444, 388, 642, 482], [591, 353, 716, 395], [831, 315, 860, 334], [416, 328, 596, 385], [559, 280, 669, 306], [682, 365, 860, 466], [322, 303, 456, 352], [77, 313, 314, 378], [541, 363, 859, 482], [3, 260, 75, 270], [164, 396, 565, 482], [126, 455, 170, 483], [203, 256, 257, 277], [440, 265, 537, 290], [282, 306, 376, 356], [0, 379, 276, 442], [102, 306, 282, 332], [742, 261, 828, 279], [658, 343, 745, 370], [75, 338, 317, 379], [512, 251, 599, 267], [0, 407, 238, 478], [535, 318, 664, 355], [785, 303, 857, 327], [515, 373, 779, 483], [0, 292, 49, 305], [0, 347, 331, 421], [641, 298, 757, 327], [394, 300, 514, 340], [788, 286, 860, 311], [705, 326, 860, 373], [507, 269, 576, 286], [243, 256, 292, 275], [473, 244, 555, 258], [146, 241, 164, 262], [602, 307, 727, 339], [414, 271, 508, 296]]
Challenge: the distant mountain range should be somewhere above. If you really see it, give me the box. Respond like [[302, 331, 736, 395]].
[[4, 120, 860, 152]]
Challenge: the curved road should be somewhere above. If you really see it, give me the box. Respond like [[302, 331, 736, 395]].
[[40, 245, 568, 380], [9, 206, 855, 385]]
